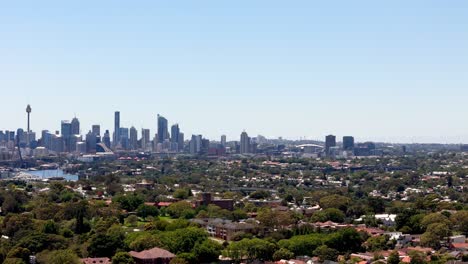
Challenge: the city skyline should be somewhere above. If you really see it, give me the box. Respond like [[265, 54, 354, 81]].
[[1, 1, 468, 143]]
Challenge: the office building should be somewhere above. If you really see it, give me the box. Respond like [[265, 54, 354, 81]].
[[61, 121, 72, 152], [92, 125, 101, 136], [71, 117, 80, 135], [325, 135, 336, 154], [85, 131, 97, 153], [141, 129, 151, 151], [114, 111, 120, 147], [157, 115, 168, 144], [119, 127, 129, 149], [130, 126, 138, 150], [178, 132, 184, 152], [240, 131, 250, 154], [221, 135, 227, 147], [171, 124, 180, 151], [343, 136, 355, 151], [103, 130, 111, 148]]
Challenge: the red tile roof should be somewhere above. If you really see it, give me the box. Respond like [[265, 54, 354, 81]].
[[81, 258, 111, 264], [130, 247, 176, 260]]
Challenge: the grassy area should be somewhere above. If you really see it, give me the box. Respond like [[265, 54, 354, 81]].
[[159, 216, 176, 223]]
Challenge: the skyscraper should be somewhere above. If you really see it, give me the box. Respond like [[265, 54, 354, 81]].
[[61, 120, 72, 152], [85, 130, 97, 153], [71, 117, 80, 135], [141, 129, 150, 151], [103, 130, 111, 148], [221, 135, 227, 147], [343, 136, 355, 151], [157, 115, 168, 144], [130, 126, 138, 150], [119, 127, 129, 149], [171, 124, 180, 151], [178, 132, 184, 152], [325, 135, 336, 154], [92, 125, 101, 136], [114, 111, 120, 147], [240, 131, 250, 154]]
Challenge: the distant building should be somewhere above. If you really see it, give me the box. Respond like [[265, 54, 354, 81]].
[[141, 129, 151, 151], [130, 247, 175, 264], [189, 135, 202, 154], [85, 131, 97, 153], [170, 124, 180, 151], [92, 125, 100, 136], [325, 135, 336, 154], [178, 132, 184, 152], [191, 218, 255, 241], [130, 126, 138, 150], [71, 117, 80, 135], [114, 111, 120, 147], [221, 135, 227, 147], [61, 121, 72, 152], [157, 115, 168, 144], [103, 130, 111, 148], [240, 131, 250, 154], [119, 127, 129, 149], [343, 136, 355, 150]]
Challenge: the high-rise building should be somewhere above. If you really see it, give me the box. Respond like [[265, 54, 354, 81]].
[[61, 120, 72, 152], [114, 111, 120, 147], [171, 124, 180, 151], [178, 132, 184, 152], [141, 129, 151, 151], [157, 115, 168, 144], [103, 130, 111, 148], [325, 135, 336, 154], [221, 135, 227, 147], [343, 136, 355, 151], [71, 117, 80, 135], [92, 125, 101, 136], [119, 127, 129, 149], [85, 130, 97, 153], [240, 131, 250, 154], [130, 126, 138, 150], [189, 135, 202, 154]]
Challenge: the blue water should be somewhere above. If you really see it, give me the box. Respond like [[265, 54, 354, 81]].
[[28, 169, 79, 181]]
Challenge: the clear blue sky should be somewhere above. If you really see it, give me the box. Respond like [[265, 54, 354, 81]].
[[1, 0, 467, 143]]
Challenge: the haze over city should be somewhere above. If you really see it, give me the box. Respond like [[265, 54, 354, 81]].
[[1, 0, 467, 143]]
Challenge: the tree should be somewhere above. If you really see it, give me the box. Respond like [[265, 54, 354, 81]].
[[420, 213, 451, 230], [313, 245, 339, 262], [408, 250, 426, 264], [193, 239, 223, 263], [113, 194, 144, 212], [3, 258, 26, 264], [365, 235, 390, 252], [88, 225, 125, 257], [451, 211, 468, 235], [37, 250, 80, 264], [319, 195, 350, 212], [224, 238, 277, 263], [167, 201, 195, 219], [43, 220, 60, 234], [136, 204, 159, 219], [273, 248, 295, 261], [6, 247, 30, 263], [160, 228, 208, 254], [387, 250, 400, 264], [128, 233, 162, 251], [112, 252, 135, 264], [125, 215, 139, 227]]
